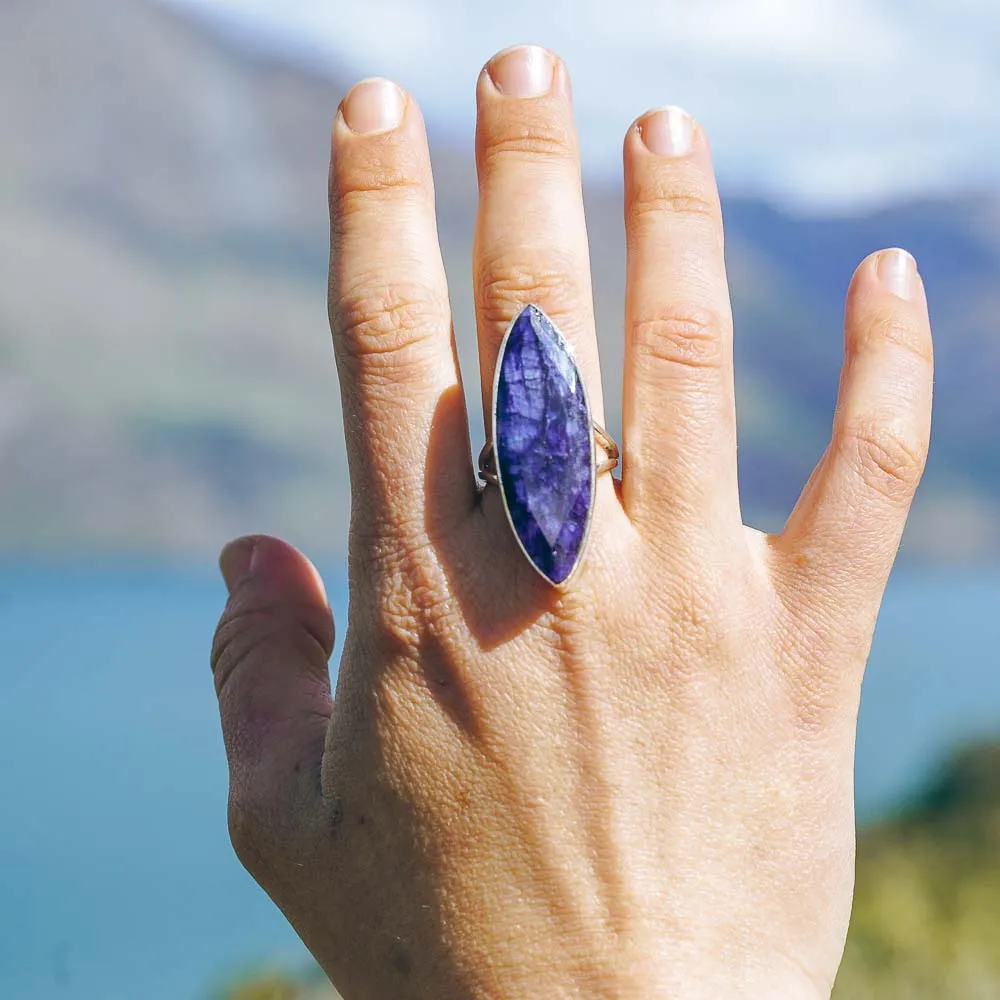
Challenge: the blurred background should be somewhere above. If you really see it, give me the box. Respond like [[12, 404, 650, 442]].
[[1, 0, 998, 997]]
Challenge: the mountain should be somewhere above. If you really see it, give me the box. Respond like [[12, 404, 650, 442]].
[[1, 0, 998, 560]]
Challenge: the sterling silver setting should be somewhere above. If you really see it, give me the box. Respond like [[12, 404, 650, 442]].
[[477, 304, 620, 588], [477, 424, 620, 488]]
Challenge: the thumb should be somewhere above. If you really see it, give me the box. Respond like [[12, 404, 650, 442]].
[[211, 535, 334, 813]]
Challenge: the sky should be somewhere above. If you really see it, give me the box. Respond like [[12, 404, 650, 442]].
[[165, 0, 1000, 210]]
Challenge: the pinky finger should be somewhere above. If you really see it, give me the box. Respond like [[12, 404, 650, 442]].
[[778, 249, 933, 624]]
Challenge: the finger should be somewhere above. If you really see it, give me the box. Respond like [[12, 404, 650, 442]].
[[212, 536, 334, 844], [329, 79, 475, 545], [473, 46, 604, 427], [779, 249, 933, 619], [621, 107, 738, 529]]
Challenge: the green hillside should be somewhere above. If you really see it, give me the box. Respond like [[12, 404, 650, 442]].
[[835, 743, 1000, 998]]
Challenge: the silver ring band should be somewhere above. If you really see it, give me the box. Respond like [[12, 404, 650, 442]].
[[478, 422, 620, 487]]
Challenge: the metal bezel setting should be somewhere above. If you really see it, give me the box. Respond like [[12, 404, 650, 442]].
[[488, 304, 598, 589]]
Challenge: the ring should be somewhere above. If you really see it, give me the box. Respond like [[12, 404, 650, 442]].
[[478, 304, 620, 588]]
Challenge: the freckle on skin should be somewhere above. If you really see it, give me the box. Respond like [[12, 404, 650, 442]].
[[330, 797, 344, 832], [389, 937, 412, 976]]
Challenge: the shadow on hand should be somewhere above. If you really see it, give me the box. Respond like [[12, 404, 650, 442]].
[[422, 383, 554, 652]]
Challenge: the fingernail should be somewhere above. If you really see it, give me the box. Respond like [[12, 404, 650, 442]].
[[878, 248, 918, 301], [341, 78, 405, 134], [219, 537, 257, 593], [487, 45, 554, 97], [638, 106, 695, 157]]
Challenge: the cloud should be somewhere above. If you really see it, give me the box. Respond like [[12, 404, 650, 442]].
[[164, 0, 1000, 209]]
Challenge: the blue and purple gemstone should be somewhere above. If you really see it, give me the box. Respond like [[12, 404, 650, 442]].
[[493, 305, 594, 586]]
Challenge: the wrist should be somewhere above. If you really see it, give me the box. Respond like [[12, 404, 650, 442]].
[[410, 947, 831, 1000]]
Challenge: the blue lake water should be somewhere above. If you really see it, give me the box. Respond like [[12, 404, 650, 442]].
[[0, 565, 999, 999]]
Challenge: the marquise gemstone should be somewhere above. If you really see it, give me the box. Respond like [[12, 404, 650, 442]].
[[494, 305, 593, 585]]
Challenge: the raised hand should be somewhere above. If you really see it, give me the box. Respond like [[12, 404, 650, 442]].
[[212, 45, 933, 1000]]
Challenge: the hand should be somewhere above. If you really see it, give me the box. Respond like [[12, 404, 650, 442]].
[[211, 45, 933, 1000]]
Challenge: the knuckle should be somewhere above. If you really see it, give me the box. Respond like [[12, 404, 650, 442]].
[[853, 310, 934, 367], [350, 528, 458, 659], [843, 420, 928, 504], [330, 149, 426, 216], [229, 785, 328, 896], [479, 115, 576, 171], [331, 280, 446, 370], [366, 563, 429, 661], [211, 603, 335, 702], [476, 254, 586, 333], [630, 306, 727, 373], [629, 176, 720, 226], [227, 792, 271, 876], [227, 784, 303, 886]]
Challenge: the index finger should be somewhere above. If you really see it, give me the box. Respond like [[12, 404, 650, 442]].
[[329, 79, 476, 551]]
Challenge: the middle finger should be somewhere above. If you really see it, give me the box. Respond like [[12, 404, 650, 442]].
[[473, 46, 605, 429]]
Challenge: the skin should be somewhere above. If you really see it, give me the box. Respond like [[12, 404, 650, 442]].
[[211, 45, 934, 1000]]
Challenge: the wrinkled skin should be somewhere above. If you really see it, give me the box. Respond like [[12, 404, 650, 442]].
[[211, 45, 933, 1000]]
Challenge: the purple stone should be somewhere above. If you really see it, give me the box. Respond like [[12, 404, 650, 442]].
[[493, 305, 594, 585]]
